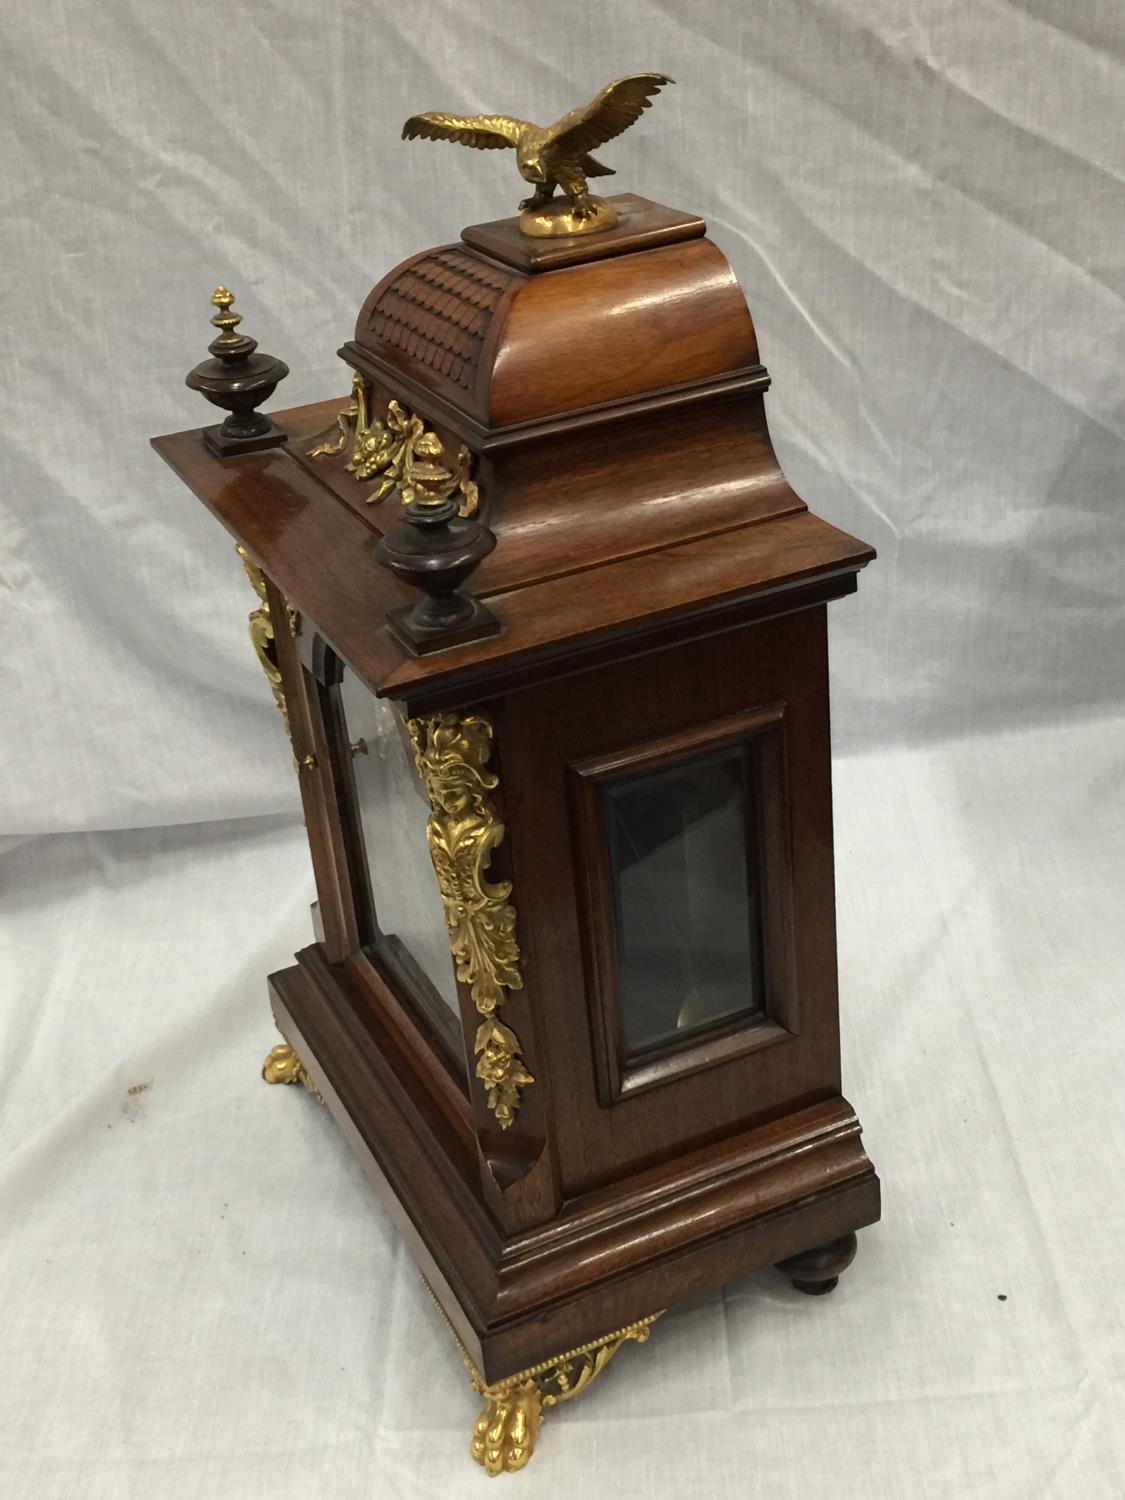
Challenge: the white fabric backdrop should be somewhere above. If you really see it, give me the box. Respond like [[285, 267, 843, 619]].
[[3, 0, 1122, 833], [2, 1, 1124, 1495], [3, 726, 1124, 1498]]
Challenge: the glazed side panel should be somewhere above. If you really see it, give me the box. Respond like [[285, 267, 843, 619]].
[[497, 604, 842, 1198]]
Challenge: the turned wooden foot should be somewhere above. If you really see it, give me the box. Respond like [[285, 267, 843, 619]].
[[775, 1231, 858, 1295]]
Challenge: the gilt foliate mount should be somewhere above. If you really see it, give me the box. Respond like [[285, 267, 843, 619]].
[[403, 72, 673, 237], [407, 711, 533, 1129]]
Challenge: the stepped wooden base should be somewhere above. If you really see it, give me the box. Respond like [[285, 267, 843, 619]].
[[260, 945, 879, 1466]]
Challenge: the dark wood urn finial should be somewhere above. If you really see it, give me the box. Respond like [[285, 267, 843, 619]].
[[186, 286, 289, 457], [376, 432, 501, 655]]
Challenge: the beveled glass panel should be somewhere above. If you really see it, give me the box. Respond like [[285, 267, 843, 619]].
[[338, 670, 460, 1017], [604, 744, 764, 1055]]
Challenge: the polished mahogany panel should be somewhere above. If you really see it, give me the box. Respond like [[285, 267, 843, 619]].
[[152, 418, 873, 708], [486, 238, 759, 425], [496, 607, 841, 1197]]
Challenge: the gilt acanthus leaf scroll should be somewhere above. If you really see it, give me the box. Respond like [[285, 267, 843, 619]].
[[408, 711, 532, 1128]]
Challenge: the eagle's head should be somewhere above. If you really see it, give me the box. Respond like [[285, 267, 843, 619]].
[[517, 151, 547, 184]]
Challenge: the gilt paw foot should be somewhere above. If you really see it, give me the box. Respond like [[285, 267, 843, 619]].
[[459, 1311, 662, 1474], [471, 1380, 542, 1475], [261, 1040, 321, 1100]]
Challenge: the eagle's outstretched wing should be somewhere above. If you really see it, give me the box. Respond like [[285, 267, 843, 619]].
[[544, 74, 672, 159], [401, 114, 528, 151]]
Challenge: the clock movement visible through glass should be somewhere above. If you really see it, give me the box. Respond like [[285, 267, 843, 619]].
[[603, 743, 766, 1057]]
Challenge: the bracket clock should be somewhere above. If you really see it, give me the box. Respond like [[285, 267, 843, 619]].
[[154, 73, 880, 1475]]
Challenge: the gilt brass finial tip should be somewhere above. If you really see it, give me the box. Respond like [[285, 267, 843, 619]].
[[208, 285, 244, 348]]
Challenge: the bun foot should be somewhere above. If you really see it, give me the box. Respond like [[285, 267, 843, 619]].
[[775, 1231, 858, 1296], [796, 1275, 838, 1297]]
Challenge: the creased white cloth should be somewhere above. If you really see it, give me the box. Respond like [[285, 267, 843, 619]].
[[3, 0, 1125, 1494], [2, 722, 1124, 1499], [2, 0, 1123, 834]]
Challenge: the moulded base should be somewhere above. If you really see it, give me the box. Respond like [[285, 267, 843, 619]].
[[262, 943, 881, 1385]]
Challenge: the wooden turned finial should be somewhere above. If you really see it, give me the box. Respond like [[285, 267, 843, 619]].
[[185, 285, 289, 457], [376, 437, 500, 655]]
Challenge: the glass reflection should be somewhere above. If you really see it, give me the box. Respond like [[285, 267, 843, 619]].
[[338, 671, 460, 1017], [604, 745, 764, 1055]]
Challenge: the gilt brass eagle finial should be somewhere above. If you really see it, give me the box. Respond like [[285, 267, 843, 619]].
[[402, 72, 673, 238]]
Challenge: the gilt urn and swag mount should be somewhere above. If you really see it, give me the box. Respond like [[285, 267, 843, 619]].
[[159, 69, 881, 1478]]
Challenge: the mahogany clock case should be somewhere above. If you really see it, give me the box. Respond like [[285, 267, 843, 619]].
[[154, 194, 880, 1387]]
